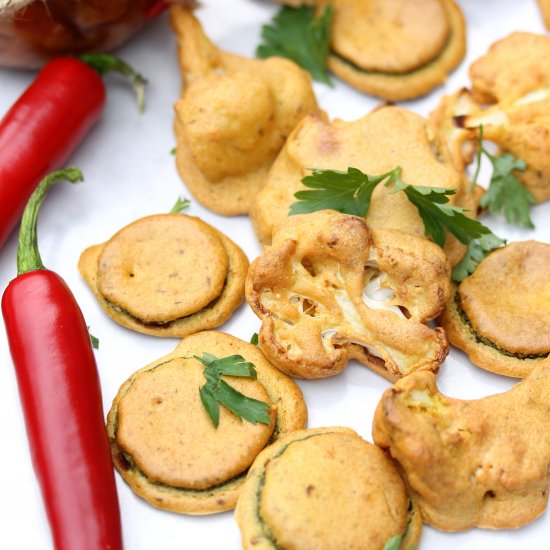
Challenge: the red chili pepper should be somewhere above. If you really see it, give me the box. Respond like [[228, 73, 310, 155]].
[[2, 168, 122, 550], [146, 0, 170, 19], [0, 54, 146, 250]]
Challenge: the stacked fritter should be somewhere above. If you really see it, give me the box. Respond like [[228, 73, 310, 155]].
[[79, 213, 248, 337]]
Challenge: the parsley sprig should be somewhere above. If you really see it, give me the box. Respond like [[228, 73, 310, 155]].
[[451, 232, 506, 282], [472, 126, 536, 228], [389, 180, 491, 248], [170, 196, 191, 213], [256, 5, 333, 85], [290, 167, 401, 217], [289, 166, 505, 281], [194, 353, 271, 428]]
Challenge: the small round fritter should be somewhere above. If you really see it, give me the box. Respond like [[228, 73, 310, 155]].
[[107, 331, 307, 514], [440, 241, 550, 377], [235, 427, 422, 550], [117, 359, 274, 489], [250, 105, 480, 266], [170, 6, 321, 216], [97, 215, 228, 323], [246, 210, 450, 380], [326, 0, 450, 74], [79, 214, 249, 338], [373, 358, 550, 530], [325, 0, 465, 101]]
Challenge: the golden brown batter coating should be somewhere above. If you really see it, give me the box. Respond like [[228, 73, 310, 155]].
[[537, 0, 550, 29], [251, 106, 479, 266], [246, 210, 450, 380], [79, 214, 248, 338], [235, 427, 422, 550], [464, 32, 550, 202], [469, 32, 550, 104], [107, 331, 308, 514], [325, 0, 450, 74], [440, 241, 550, 377], [116, 360, 275, 490], [325, 0, 465, 101], [429, 88, 480, 174], [96, 215, 228, 323], [170, 6, 321, 215], [373, 357, 550, 530]]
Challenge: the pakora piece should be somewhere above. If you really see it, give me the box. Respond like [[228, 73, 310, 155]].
[[170, 6, 322, 215], [79, 214, 248, 337], [373, 357, 550, 530], [251, 105, 480, 266], [236, 427, 422, 550], [440, 241, 550, 377], [466, 33, 550, 202], [107, 331, 307, 514], [246, 210, 450, 380], [323, 0, 466, 101], [433, 33, 550, 203]]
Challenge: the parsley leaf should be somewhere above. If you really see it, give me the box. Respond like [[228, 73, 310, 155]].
[[170, 196, 191, 213], [388, 180, 492, 248], [250, 332, 259, 346], [290, 167, 400, 217], [290, 165, 504, 274], [480, 152, 535, 228], [89, 332, 99, 350], [473, 126, 536, 228], [194, 353, 271, 428], [451, 232, 506, 282], [256, 5, 333, 85], [199, 385, 219, 427]]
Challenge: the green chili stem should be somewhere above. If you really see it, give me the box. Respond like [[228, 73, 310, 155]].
[[80, 53, 148, 112], [17, 167, 83, 276]]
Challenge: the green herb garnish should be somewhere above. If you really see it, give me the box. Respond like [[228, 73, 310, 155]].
[[170, 147, 176, 155], [290, 167, 401, 217], [250, 332, 259, 346], [389, 179, 491, 248], [290, 166, 496, 248], [170, 196, 191, 213], [451, 232, 506, 282], [256, 5, 333, 85], [194, 353, 271, 428], [89, 331, 99, 350], [290, 165, 504, 279], [473, 126, 536, 228], [383, 535, 402, 550]]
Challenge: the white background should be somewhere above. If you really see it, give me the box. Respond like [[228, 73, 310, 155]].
[[0, 0, 549, 548]]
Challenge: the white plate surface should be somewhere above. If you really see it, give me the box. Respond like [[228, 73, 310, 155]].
[[0, 1, 549, 548]]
